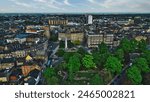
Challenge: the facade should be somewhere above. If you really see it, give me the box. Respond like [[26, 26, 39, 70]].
[[87, 32, 114, 48], [26, 26, 50, 39], [49, 19, 68, 25], [0, 39, 48, 70], [58, 32, 84, 43]]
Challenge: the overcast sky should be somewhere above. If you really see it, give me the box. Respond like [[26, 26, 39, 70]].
[[0, 0, 150, 13]]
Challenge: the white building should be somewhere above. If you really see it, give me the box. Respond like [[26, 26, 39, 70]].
[[88, 15, 93, 24]]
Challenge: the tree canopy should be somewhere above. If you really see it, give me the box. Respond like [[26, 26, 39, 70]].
[[119, 38, 131, 53], [63, 52, 76, 62], [93, 42, 110, 68], [82, 55, 96, 69], [138, 40, 147, 52], [56, 49, 65, 57], [142, 50, 150, 66], [105, 56, 122, 75], [43, 67, 56, 78], [130, 39, 138, 52], [134, 58, 150, 73], [98, 42, 109, 54], [67, 53, 81, 73], [43, 67, 59, 85], [67, 53, 81, 81], [90, 74, 103, 85], [115, 49, 124, 63], [127, 66, 142, 85]]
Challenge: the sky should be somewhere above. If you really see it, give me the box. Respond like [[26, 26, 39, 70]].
[[0, 0, 150, 13]]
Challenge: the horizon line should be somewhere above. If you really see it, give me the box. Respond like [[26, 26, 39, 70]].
[[0, 12, 150, 15]]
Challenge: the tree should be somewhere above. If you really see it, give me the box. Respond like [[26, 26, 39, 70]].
[[67, 53, 81, 73], [43, 67, 59, 85], [93, 52, 101, 67], [93, 42, 110, 68], [105, 56, 122, 75], [47, 76, 59, 85], [77, 47, 88, 56], [138, 39, 147, 52], [82, 55, 96, 69], [63, 52, 75, 62], [119, 38, 131, 53], [134, 58, 150, 73], [93, 52, 110, 68], [115, 49, 124, 63], [98, 42, 109, 54], [73, 40, 81, 45], [130, 39, 138, 52], [127, 66, 142, 85], [67, 53, 81, 81], [56, 49, 65, 57], [90, 74, 104, 85], [142, 50, 150, 66], [43, 67, 56, 78], [59, 41, 65, 48], [57, 62, 67, 71]]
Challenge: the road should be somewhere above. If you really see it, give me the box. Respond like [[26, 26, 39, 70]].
[[108, 63, 131, 85]]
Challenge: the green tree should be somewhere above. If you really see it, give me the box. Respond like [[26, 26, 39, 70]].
[[77, 47, 88, 56], [73, 40, 81, 45], [98, 42, 109, 54], [67, 53, 81, 73], [127, 66, 142, 85], [82, 55, 96, 69], [138, 40, 147, 52], [105, 56, 122, 75], [68, 67, 73, 81], [56, 49, 65, 57], [130, 39, 138, 52], [57, 62, 67, 71], [67, 53, 81, 81], [43, 67, 56, 78], [63, 52, 75, 62], [59, 41, 65, 48], [134, 58, 150, 73], [119, 38, 131, 53], [142, 50, 150, 66], [93, 52, 110, 68], [43, 68, 59, 85], [115, 49, 124, 63], [90, 74, 104, 85], [93, 42, 110, 68], [47, 76, 59, 85], [93, 52, 101, 67]]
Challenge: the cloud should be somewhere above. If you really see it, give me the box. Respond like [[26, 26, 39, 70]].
[[10, 0, 31, 8], [64, 0, 72, 6], [100, 0, 150, 12], [0, 9, 4, 12], [15, 2, 31, 8], [33, 0, 62, 9], [33, 0, 47, 3], [3, 0, 150, 13], [87, 0, 96, 3]]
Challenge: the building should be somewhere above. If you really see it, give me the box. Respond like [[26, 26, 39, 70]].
[[0, 58, 15, 70], [58, 32, 84, 43], [0, 72, 8, 84], [86, 32, 114, 48], [0, 38, 48, 61], [26, 26, 50, 39], [49, 19, 68, 25], [88, 15, 93, 24]]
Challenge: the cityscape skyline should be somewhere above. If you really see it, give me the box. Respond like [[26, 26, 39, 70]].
[[0, 0, 150, 13]]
